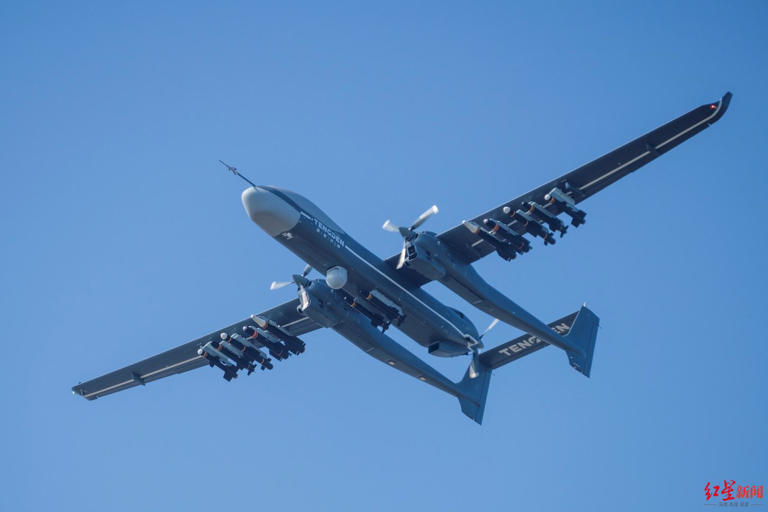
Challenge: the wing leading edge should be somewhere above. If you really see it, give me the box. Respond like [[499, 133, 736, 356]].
[[72, 299, 320, 400], [390, 92, 732, 286]]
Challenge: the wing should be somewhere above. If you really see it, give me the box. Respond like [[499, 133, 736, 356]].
[[71, 298, 319, 400], [389, 92, 732, 286]]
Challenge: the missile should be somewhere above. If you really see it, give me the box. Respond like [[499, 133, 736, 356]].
[[482, 219, 531, 253], [216, 337, 256, 375], [243, 344, 272, 370], [363, 291, 401, 321], [349, 298, 388, 328], [249, 345, 271, 368], [241, 326, 290, 360], [198, 341, 233, 364], [251, 315, 306, 355], [197, 342, 238, 381], [229, 334, 275, 367], [544, 187, 586, 227], [231, 332, 278, 358], [235, 331, 273, 369], [222, 332, 248, 352], [462, 220, 518, 261], [523, 202, 568, 237], [502, 207, 556, 245]]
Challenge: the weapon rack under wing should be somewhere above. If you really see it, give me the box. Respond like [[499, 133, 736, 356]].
[[391, 92, 732, 287], [71, 298, 320, 400]]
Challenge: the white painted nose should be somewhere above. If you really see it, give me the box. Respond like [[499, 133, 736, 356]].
[[241, 187, 300, 236]]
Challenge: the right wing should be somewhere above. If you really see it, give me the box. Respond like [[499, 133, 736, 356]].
[[391, 92, 732, 286], [71, 298, 319, 400]]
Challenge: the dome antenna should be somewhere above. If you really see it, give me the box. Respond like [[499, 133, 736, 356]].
[[219, 159, 256, 188]]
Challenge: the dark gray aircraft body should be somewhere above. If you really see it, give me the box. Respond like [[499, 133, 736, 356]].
[[73, 92, 731, 423]]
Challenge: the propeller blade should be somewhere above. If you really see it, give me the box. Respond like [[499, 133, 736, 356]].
[[382, 220, 400, 232], [480, 318, 500, 339], [410, 205, 438, 230], [396, 244, 407, 270], [468, 353, 479, 379], [269, 281, 293, 291], [301, 264, 312, 277]]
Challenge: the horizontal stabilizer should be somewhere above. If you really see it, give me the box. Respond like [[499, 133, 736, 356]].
[[479, 312, 578, 369]]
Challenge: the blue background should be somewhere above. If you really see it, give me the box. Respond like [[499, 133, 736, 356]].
[[1, 2, 765, 510]]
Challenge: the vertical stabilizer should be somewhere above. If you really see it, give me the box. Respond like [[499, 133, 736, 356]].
[[457, 354, 492, 424], [563, 306, 600, 377]]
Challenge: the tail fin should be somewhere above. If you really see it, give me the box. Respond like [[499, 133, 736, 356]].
[[456, 354, 492, 424], [461, 307, 598, 423], [562, 305, 600, 377]]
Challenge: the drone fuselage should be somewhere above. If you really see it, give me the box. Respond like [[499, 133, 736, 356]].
[[242, 185, 477, 357]]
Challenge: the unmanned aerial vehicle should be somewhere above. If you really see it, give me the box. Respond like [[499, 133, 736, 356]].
[[73, 92, 731, 423]]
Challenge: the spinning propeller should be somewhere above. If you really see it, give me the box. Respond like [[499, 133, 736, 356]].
[[270, 264, 313, 290], [382, 205, 439, 269], [479, 318, 499, 340], [468, 318, 498, 379]]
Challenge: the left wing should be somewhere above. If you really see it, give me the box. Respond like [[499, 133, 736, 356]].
[[390, 92, 732, 287], [71, 298, 319, 400]]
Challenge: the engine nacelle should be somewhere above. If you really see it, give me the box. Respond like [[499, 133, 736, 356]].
[[296, 279, 347, 328], [398, 234, 447, 281]]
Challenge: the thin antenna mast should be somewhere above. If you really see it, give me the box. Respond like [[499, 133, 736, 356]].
[[218, 160, 256, 188]]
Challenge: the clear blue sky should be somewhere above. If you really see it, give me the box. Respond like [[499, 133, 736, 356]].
[[1, 2, 765, 510]]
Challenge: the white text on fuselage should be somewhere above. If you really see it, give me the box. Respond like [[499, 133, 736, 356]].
[[311, 217, 346, 249], [496, 322, 571, 357]]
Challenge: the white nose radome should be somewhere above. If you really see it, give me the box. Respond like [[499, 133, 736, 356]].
[[241, 187, 300, 236]]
